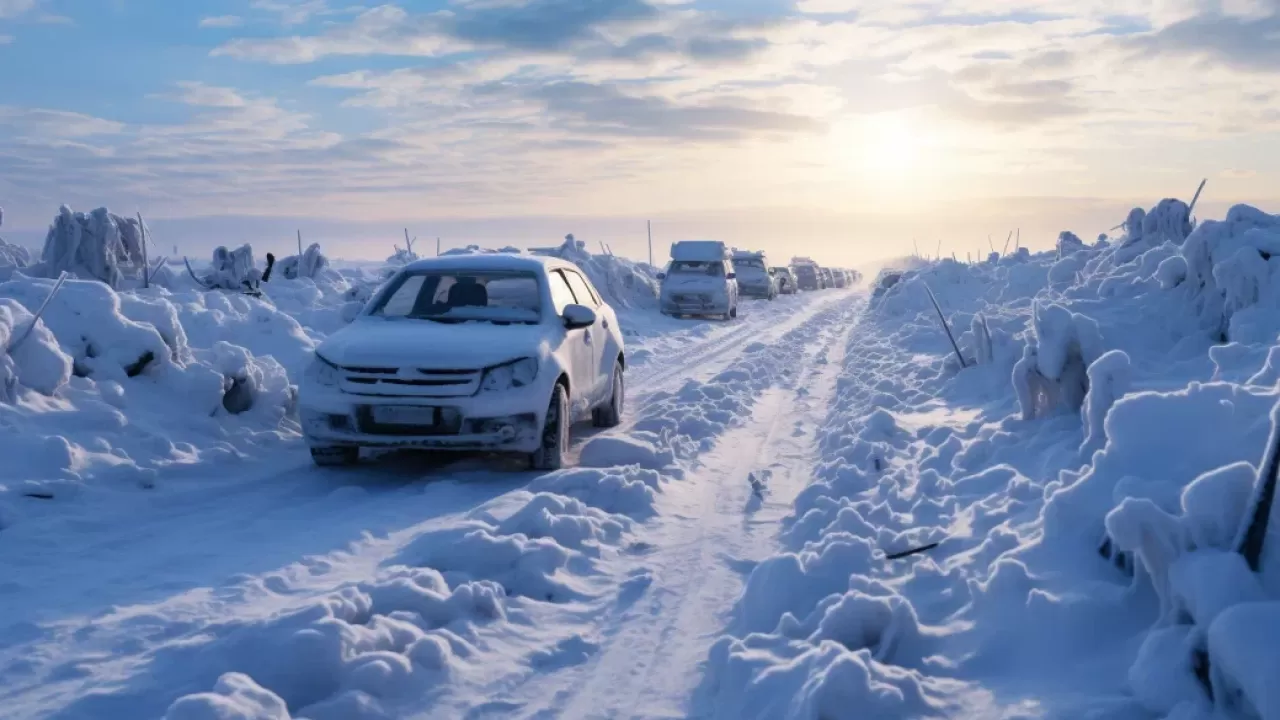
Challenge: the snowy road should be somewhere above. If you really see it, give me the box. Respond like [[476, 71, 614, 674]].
[[0, 289, 864, 720]]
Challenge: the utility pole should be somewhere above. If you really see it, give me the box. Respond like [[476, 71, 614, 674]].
[[436, 237, 441, 256], [647, 220, 653, 267]]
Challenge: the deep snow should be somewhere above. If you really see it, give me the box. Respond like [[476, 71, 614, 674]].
[[4, 201, 1280, 720]]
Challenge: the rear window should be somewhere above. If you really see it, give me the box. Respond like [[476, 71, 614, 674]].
[[733, 257, 766, 270], [372, 270, 542, 324], [670, 260, 724, 276]]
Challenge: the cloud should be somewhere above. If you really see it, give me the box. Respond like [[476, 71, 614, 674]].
[[0, 0, 36, 20], [528, 81, 825, 139], [200, 15, 244, 29], [1126, 10, 1280, 72], [250, 0, 332, 26]]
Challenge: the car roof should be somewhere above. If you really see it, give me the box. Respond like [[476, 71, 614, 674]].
[[401, 253, 576, 274]]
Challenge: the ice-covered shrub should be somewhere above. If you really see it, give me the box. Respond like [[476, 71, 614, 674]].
[[27, 205, 146, 289], [1175, 204, 1280, 343], [0, 208, 33, 281], [1081, 350, 1132, 457], [199, 245, 264, 293], [1057, 231, 1086, 258], [1013, 301, 1102, 420], [276, 243, 329, 280]]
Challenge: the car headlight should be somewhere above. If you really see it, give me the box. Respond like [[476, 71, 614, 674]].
[[305, 352, 342, 388], [479, 357, 539, 394]]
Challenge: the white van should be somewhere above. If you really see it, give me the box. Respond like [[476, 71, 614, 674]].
[[657, 240, 740, 320]]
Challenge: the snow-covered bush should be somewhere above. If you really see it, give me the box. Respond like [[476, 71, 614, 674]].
[[1080, 350, 1131, 457], [276, 243, 329, 280], [25, 205, 146, 289], [0, 208, 33, 281], [198, 244, 264, 293], [1012, 301, 1102, 420]]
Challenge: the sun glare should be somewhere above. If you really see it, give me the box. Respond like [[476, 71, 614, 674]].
[[831, 113, 921, 179]]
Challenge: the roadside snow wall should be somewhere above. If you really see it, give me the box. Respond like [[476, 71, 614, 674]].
[[847, 195, 1280, 719]]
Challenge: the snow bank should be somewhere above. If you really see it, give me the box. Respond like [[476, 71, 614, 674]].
[[718, 196, 1280, 718]]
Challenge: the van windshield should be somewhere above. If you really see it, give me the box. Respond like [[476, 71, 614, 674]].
[[669, 260, 724, 276]]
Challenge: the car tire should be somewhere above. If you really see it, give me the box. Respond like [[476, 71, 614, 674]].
[[530, 383, 569, 471], [593, 361, 624, 428], [310, 446, 358, 467], [729, 305, 738, 319]]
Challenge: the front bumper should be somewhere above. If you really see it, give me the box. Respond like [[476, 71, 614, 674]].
[[739, 284, 773, 299], [299, 380, 548, 453], [661, 293, 731, 315]]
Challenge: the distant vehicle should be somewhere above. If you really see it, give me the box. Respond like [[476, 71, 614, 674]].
[[833, 270, 848, 289], [770, 266, 798, 294], [299, 254, 625, 471], [792, 263, 821, 291], [872, 269, 905, 299], [820, 267, 835, 288], [732, 250, 776, 301], [658, 240, 740, 320]]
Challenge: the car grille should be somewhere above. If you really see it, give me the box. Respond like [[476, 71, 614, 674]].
[[338, 365, 482, 397]]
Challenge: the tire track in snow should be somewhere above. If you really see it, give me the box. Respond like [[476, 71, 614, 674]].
[[445, 295, 866, 719]]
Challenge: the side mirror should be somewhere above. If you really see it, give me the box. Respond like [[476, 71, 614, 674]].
[[656, 272, 666, 280], [726, 272, 737, 280], [562, 303, 597, 330]]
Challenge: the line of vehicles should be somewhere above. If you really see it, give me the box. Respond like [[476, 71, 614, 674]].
[[656, 240, 857, 319], [297, 239, 858, 470]]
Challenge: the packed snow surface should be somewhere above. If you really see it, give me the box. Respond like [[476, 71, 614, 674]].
[[3, 202, 1280, 720]]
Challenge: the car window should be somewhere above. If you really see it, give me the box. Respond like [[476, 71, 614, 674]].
[[669, 260, 724, 276], [378, 275, 427, 316], [548, 270, 578, 314], [562, 270, 598, 308]]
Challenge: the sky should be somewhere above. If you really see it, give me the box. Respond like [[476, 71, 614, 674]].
[[2, 0, 1280, 265]]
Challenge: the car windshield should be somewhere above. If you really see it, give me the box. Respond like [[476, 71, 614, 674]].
[[795, 266, 816, 278], [371, 269, 542, 324], [669, 260, 724, 276]]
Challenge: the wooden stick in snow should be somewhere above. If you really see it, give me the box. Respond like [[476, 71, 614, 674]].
[[297, 229, 303, 256], [923, 282, 967, 368], [7, 272, 69, 352], [1188, 178, 1208, 218]]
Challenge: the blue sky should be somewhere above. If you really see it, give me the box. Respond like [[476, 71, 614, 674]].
[[3, 0, 1280, 263]]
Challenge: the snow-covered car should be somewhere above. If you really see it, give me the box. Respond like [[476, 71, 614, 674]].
[[299, 255, 626, 470], [820, 267, 835, 288], [731, 250, 776, 300], [832, 270, 848, 289], [792, 263, 820, 291], [658, 240, 740, 319], [770, 266, 798, 294]]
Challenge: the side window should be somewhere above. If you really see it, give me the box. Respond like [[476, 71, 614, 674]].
[[548, 270, 578, 314], [562, 270, 598, 308], [377, 275, 426, 316]]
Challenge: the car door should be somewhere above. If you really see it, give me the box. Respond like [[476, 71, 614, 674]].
[[548, 269, 595, 419], [561, 268, 609, 405]]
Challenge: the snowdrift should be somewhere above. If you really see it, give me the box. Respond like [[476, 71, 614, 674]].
[[711, 197, 1280, 719]]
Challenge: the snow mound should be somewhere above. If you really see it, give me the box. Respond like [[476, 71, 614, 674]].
[[577, 435, 675, 470], [276, 243, 330, 281]]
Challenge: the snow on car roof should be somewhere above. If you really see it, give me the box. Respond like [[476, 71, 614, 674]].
[[401, 253, 575, 274]]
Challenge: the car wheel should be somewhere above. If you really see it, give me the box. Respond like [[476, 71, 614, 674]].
[[593, 361, 624, 428], [310, 446, 358, 467], [729, 305, 738, 319], [530, 383, 569, 471]]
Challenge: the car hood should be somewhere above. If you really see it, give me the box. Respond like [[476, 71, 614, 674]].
[[318, 318, 548, 370], [662, 275, 727, 292]]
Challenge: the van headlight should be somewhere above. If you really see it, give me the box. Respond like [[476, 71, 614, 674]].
[[305, 352, 342, 388], [479, 357, 539, 393]]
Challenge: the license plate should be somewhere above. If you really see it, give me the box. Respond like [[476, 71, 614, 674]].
[[370, 405, 439, 426]]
